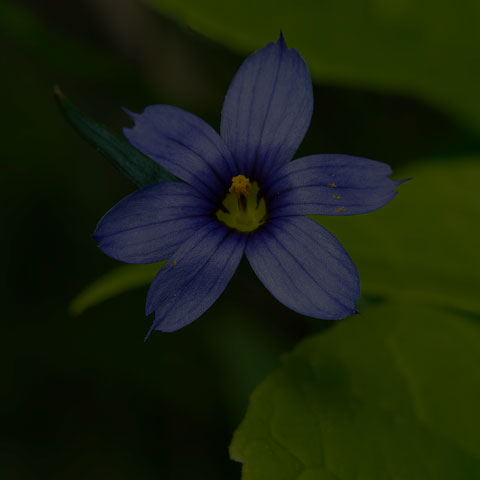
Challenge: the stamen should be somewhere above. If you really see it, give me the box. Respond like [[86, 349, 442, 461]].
[[229, 175, 251, 198]]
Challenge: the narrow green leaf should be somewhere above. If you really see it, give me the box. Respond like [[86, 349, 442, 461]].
[[70, 262, 165, 315], [54, 87, 177, 187], [316, 157, 480, 314], [145, 0, 480, 133], [231, 304, 480, 479]]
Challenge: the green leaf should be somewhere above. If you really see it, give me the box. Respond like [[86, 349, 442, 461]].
[[70, 262, 164, 315], [54, 87, 177, 188], [231, 304, 480, 479], [315, 157, 480, 313], [145, 0, 480, 133]]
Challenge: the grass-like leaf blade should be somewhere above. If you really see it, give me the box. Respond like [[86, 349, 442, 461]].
[[54, 86, 177, 187]]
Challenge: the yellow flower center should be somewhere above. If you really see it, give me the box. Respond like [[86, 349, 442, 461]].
[[216, 175, 266, 232]]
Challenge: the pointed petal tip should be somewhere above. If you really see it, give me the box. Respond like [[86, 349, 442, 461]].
[[277, 31, 289, 50], [121, 107, 138, 121], [144, 326, 154, 342], [396, 177, 412, 187], [144, 313, 161, 341]]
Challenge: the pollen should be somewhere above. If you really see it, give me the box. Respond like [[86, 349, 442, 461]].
[[173, 260, 177, 267], [333, 194, 342, 199], [336, 206, 346, 213], [229, 175, 251, 198], [328, 183, 337, 188]]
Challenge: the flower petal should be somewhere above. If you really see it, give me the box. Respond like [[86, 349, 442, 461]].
[[264, 154, 403, 217], [245, 216, 359, 319], [221, 34, 313, 183], [123, 105, 237, 201], [145, 221, 246, 335], [93, 182, 214, 264]]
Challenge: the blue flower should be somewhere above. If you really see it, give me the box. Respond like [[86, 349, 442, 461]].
[[93, 34, 403, 337]]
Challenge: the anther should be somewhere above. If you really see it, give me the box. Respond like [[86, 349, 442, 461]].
[[229, 175, 251, 198]]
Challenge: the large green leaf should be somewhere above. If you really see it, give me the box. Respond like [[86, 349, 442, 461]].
[[231, 304, 480, 479], [70, 263, 164, 315], [316, 157, 480, 313], [55, 87, 177, 187], [145, 0, 480, 133]]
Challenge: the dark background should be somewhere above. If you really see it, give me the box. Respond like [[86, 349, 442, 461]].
[[2, 1, 479, 479]]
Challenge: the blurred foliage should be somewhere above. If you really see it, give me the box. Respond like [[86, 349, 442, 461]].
[[2, 0, 479, 479], [145, 0, 480, 134], [70, 262, 164, 315], [318, 158, 480, 314], [231, 304, 480, 479]]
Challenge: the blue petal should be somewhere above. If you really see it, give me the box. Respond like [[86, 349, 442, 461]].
[[145, 221, 246, 335], [245, 216, 359, 319], [221, 34, 313, 183], [264, 154, 403, 217], [123, 105, 237, 201], [93, 182, 214, 264]]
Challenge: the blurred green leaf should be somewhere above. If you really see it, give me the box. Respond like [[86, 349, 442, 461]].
[[55, 87, 178, 187], [231, 304, 480, 479], [70, 262, 164, 315], [145, 0, 480, 133], [316, 157, 480, 313]]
